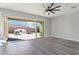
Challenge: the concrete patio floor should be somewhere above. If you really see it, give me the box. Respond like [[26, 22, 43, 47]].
[[8, 33, 41, 40]]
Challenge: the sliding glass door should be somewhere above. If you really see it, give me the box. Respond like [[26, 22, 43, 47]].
[[36, 21, 44, 38], [8, 18, 44, 40]]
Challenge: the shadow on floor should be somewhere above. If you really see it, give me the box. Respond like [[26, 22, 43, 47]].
[[7, 38, 25, 42]]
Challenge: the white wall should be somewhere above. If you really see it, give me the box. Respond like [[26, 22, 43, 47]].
[[0, 8, 51, 37], [0, 13, 4, 40], [51, 11, 79, 42]]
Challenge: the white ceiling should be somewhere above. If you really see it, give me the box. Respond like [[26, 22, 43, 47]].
[[0, 3, 79, 18]]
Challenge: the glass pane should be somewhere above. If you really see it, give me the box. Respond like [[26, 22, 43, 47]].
[[8, 19, 36, 41], [36, 21, 44, 38]]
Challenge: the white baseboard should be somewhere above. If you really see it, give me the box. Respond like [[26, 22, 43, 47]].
[[52, 36, 79, 42]]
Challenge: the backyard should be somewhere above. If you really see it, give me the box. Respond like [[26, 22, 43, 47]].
[[8, 33, 40, 40], [8, 19, 43, 40]]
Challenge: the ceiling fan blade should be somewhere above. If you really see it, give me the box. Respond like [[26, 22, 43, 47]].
[[42, 4, 47, 9], [52, 5, 61, 9], [52, 9, 60, 11], [50, 11, 55, 14], [43, 11, 47, 14], [49, 3, 54, 8]]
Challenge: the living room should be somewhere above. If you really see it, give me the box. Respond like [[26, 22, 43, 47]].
[[0, 3, 79, 56]]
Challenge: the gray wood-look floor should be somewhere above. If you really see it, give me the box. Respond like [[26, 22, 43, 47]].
[[0, 37, 79, 55]]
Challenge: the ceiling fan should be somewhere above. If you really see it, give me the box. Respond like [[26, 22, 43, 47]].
[[43, 3, 61, 15]]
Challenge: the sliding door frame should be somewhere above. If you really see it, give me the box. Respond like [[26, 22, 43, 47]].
[[4, 16, 45, 41], [3, 16, 8, 42]]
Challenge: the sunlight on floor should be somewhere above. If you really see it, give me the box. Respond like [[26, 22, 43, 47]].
[[8, 33, 41, 40]]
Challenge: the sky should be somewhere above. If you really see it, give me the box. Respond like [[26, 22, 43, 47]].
[[8, 19, 36, 28]]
